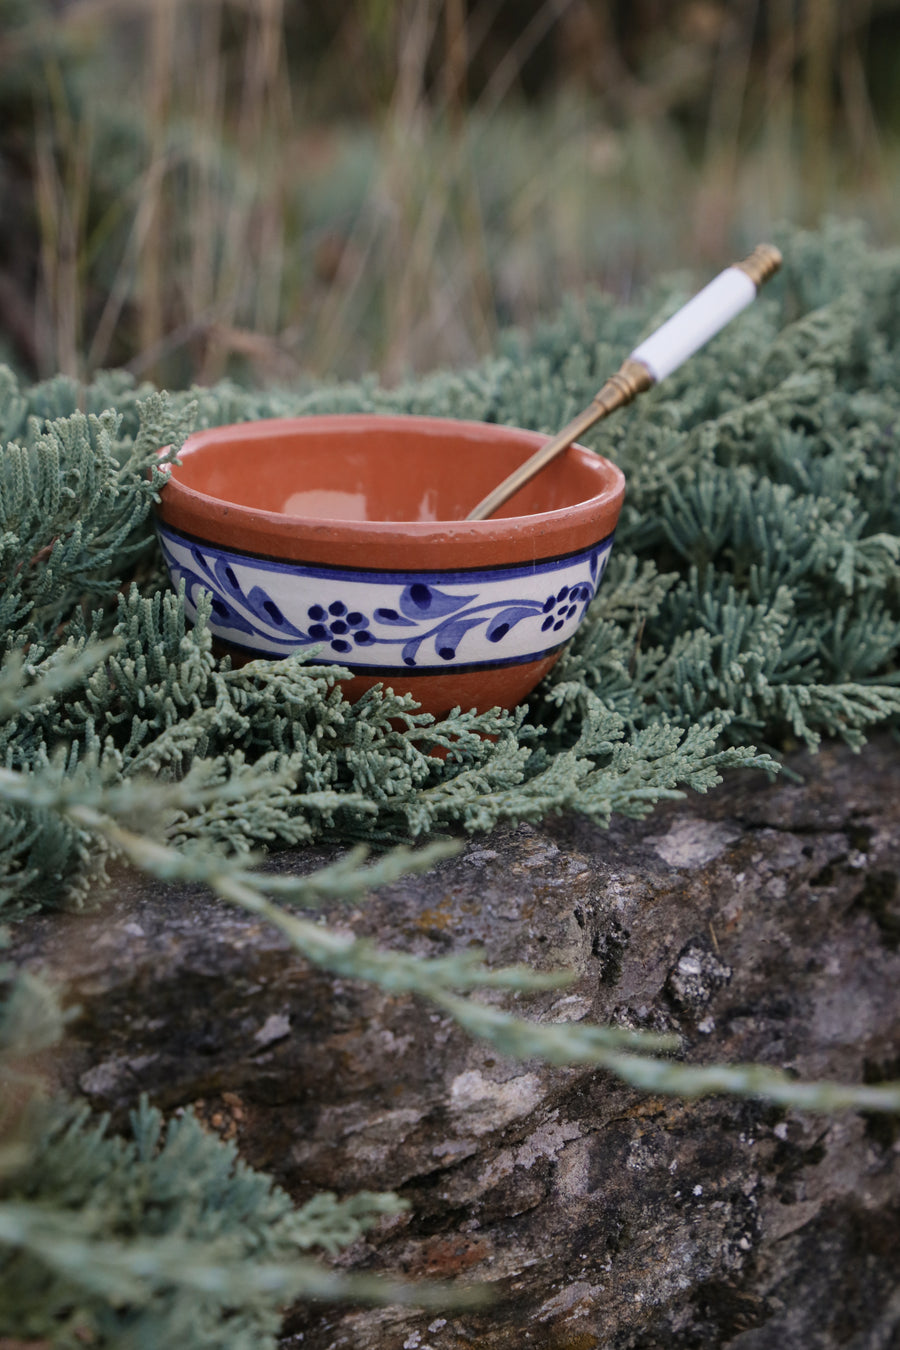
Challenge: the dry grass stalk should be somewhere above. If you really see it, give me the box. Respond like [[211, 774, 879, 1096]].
[[33, 62, 92, 379], [803, 0, 838, 221], [9, 0, 900, 386]]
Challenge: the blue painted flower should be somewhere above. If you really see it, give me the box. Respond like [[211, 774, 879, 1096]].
[[307, 600, 375, 654], [539, 582, 593, 634]]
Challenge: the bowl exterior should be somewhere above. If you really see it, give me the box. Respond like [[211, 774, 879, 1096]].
[[155, 416, 624, 715], [157, 520, 614, 711]]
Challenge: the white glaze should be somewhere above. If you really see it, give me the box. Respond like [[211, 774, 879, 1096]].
[[157, 522, 615, 672]]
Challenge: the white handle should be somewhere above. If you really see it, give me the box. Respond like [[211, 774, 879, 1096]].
[[464, 244, 781, 520], [629, 266, 757, 382]]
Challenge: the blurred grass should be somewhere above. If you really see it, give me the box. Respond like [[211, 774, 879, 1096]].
[[1, 0, 899, 387]]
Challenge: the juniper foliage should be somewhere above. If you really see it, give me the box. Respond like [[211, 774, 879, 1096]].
[[2, 224, 900, 1345], [0, 967, 490, 1348], [0, 1102, 407, 1348], [2, 223, 897, 913]]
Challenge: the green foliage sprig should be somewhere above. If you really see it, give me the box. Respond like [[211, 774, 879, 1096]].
[[4, 227, 898, 909], [3, 226, 900, 1348], [0, 1094, 484, 1348], [0, 961, 489, 1348]]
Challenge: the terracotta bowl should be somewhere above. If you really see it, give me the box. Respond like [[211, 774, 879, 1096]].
[[155, 414, 625, 716]]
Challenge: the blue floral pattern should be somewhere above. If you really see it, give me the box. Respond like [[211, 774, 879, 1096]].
[[157, 523, 613, 672]]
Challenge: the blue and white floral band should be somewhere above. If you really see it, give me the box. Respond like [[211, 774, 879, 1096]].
[[157, 522, 614, 674]]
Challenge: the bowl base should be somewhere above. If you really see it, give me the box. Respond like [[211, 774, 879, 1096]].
[[213, 642, 561, 717], [337, 654, 561, 717]]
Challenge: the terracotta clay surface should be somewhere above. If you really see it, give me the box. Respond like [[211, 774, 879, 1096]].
[[11, 735, 900, 1349], [158, 415, 625, 568], [330, 652, 563, 716]]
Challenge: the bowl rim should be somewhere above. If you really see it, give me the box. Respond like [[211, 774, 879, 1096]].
[[156, 413, 625, 570]]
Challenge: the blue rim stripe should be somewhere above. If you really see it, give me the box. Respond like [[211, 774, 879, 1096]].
[[156, 519, 614, 582], [208, 630, 568, 674]]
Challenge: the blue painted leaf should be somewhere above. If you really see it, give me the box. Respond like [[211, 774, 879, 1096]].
[[432, 614, 487, 660], [591, 546, 612, 585], [206, 595, 257, 636], [213, 556, 246, 602], [401, 635, 423, 666], [399, 583, 476, 619], [486, 605, 541, 643], [170, 562, 225, 621], [187, 546, 220, 591], [375, 607, 417, 626], [247, 586, 306, 638]]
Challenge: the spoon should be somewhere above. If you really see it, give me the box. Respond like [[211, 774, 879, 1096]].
[[465, 243, 782, 522]]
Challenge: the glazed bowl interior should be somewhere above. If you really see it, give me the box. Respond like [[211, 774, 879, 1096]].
[[170, 416, 613, 524]]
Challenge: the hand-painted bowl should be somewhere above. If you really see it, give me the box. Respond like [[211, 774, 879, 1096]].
[[155, 414, 624, 716]]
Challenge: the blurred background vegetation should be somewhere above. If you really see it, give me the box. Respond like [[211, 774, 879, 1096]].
[[0, 0, 897, 389]]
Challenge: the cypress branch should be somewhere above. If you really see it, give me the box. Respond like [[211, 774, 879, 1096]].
[[1, 225, 900, 1342], [0, 973, 484, 1344], [1, 221, 898, 909]]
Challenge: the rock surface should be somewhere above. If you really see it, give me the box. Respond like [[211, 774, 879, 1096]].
[[9, 735, 900, 1349]]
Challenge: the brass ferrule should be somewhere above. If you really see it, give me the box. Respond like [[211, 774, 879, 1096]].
[[591, 357, 655, 416], [733, 243, 783, 289]]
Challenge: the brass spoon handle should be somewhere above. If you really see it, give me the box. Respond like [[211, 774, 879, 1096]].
[[465, 244, 782, 522]]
